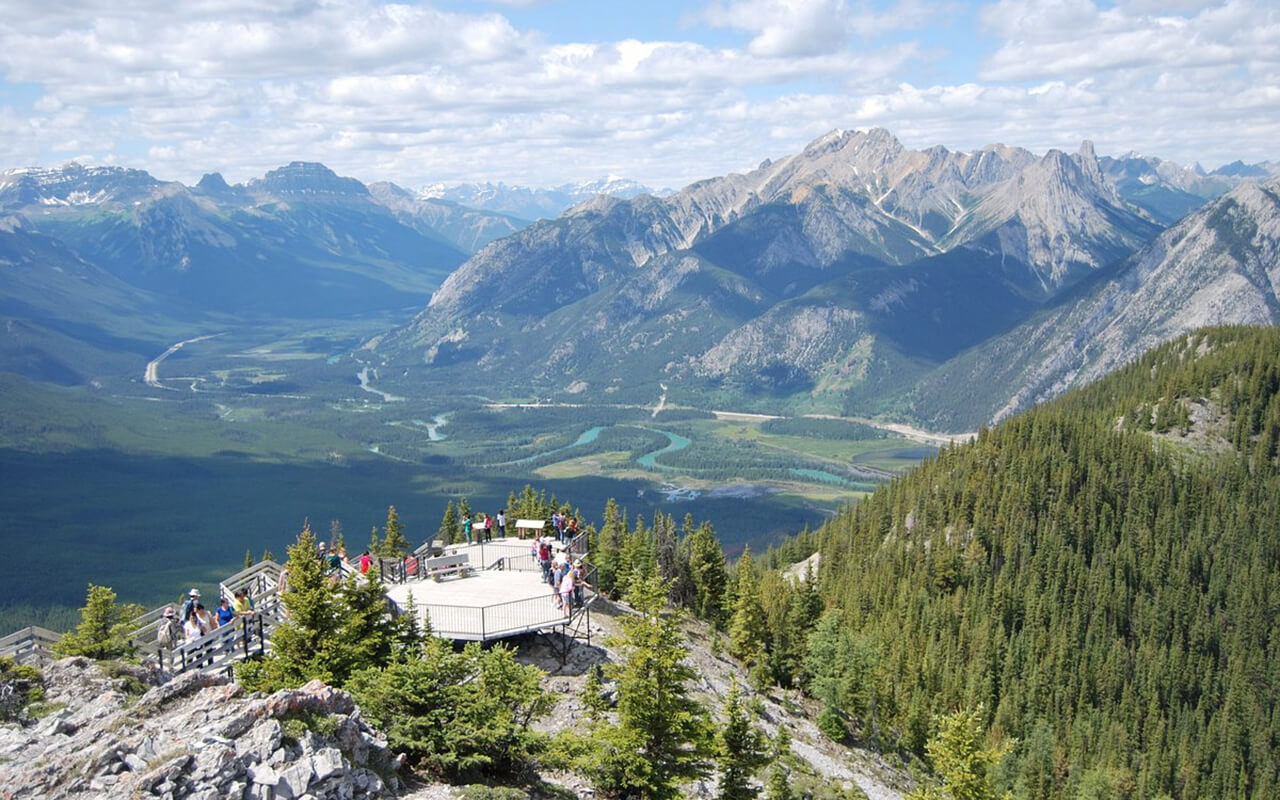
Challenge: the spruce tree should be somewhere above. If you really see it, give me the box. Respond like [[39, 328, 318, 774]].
[[330, 519, 345, 554], [596, 497, 626, 597], [238, 521, 346, 690], [382, 505, 410, 557], [764, 726, 795, 800], [53, 584, 144, 660], [716, 677, 769, 800], [336, 570, 421, 676], [244, 549, 253, 569], [588, 575, 713, 799], [907, 707, 1008, 800], [438, 500, 458, 545], [367, 525, 382, 558], [687, 522, 728, 626], [728, 548, 767, 663]]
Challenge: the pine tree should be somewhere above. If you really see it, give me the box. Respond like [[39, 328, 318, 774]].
[[330, 519, 345, 554], [907, 706, 1008, 800], [368, 525, 382, 558], [716, 677, 769, 800], [764, 726, 795, 800], [382, 505, 410, 557], [588, 575, 714, 799], [729, 548, 767, 663], [52, 584, 144, 660], [438, 500, 458, 545], [336, 570, 421, 676], [596, 497, 626, 597], [237, 521, 347, 691], [687, 522, 728, 626], [244, 549, 254, 569]]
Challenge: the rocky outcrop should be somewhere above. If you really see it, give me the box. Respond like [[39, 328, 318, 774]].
[[0, 658, 401, 800]]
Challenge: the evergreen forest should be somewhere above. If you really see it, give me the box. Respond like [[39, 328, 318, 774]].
[[810, 326, 1280, 799]]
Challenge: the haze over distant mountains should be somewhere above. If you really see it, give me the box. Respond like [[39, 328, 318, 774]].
[[418, 176, 673, 222], [2, 128, 1278, 428]]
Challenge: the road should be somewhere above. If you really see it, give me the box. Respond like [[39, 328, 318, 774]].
[[144, 334, 222, 389]]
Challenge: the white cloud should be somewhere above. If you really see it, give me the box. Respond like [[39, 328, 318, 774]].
[[0, 0, 1274, 189], [698, 0, 936, 56]]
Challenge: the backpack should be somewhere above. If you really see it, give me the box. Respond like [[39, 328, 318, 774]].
[[157, 617, 179, 647]]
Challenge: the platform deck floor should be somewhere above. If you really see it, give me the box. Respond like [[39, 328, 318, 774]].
[[384, 562, 579, 641]]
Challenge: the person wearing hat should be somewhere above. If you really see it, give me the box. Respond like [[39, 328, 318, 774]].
[[571, 559, 588, 608], [180, 588, 200, 623], [156, 606, 182, 667]]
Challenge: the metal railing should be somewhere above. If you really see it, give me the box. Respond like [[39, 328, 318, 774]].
[[409, 562, 598, 642]]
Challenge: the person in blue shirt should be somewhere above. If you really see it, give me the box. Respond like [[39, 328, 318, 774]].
[[216, 597, 236, 628]]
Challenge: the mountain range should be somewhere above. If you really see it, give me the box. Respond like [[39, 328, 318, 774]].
[[2, 130, 1279, 428], [373, 129, 1280, 429], [418, 176, 670, 221]]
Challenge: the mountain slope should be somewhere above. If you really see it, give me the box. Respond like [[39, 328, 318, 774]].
[[910, 177, 1280, 429], [0, 216, 183, 383], [816, 325, 1280, 799], [1, 163, 471, 317]]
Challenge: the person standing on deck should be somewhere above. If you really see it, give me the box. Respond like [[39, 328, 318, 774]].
[[496, 509, 507, 539], [559, 566, 576, 616], [463, 516, 473, 545]]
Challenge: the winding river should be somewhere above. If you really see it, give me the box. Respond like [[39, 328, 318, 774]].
[[503, 424, 692, 468]]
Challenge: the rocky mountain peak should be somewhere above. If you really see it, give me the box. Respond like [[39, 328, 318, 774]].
[[0, 163, 162, 210], [252, 162, 370, 199], [196, 172, 232, 194]]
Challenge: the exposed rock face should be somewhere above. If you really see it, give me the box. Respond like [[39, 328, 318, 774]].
[[375, 128, 1171, 410], [911, 177, 1280, 428], [0, 658, 401, 800]]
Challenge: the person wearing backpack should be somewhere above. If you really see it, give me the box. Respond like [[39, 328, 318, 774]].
[[156, 606, 182, 669], [180, 588, 200, 623]]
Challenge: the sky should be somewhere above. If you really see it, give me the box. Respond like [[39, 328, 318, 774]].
[[0, 0, 1276, 191]]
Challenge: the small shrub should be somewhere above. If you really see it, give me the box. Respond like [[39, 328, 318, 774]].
[[0, 656, 45, 722], [280, 709, 338, 745], [98, 661, 149, 696], [817, 705, 848, 743], [348, 639, 552, 781], [455, 786, 529, 800]]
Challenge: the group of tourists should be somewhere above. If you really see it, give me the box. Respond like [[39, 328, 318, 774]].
[[549, 511, 579, 542], [155, 585, 258, 657], [462, 509, 506, 544], [534, 537, 589, 615]]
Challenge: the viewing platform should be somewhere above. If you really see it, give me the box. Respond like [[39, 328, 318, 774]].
[[0, 534, 597, 671], [385, 535, 596, 644]]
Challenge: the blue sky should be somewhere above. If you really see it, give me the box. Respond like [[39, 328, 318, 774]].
[[0, 0, 1276, 189]]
